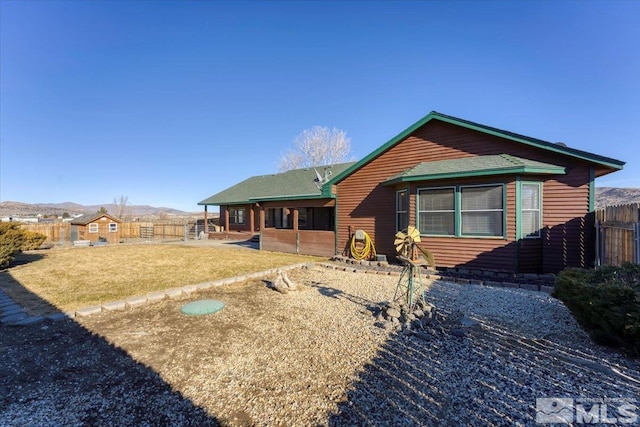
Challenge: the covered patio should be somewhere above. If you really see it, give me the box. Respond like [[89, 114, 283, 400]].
[[198, 163, 354, 257]]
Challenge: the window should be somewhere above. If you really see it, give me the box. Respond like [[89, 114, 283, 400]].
[[229, 207, 245, 225], [520, 182, 541, 238], [418, 187, 455, 235], [460, 185, 504, 237], [88, 223, 99, 233], [108, 223, 118, 232], [396, 190, 408, 231], [417, 184, 505, 238]]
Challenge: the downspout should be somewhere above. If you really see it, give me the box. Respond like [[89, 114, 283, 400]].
[[334, 197, 339, 256], [515, 178, 521, 274], [589, 167, 597, 267]]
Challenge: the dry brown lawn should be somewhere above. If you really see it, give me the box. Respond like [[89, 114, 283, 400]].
[[0, 243, 322, 314]]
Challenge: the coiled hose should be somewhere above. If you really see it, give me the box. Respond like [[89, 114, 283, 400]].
[[350, 231, 376, 260]]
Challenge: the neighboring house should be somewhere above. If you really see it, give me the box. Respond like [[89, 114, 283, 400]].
[[70, 213, 122, 244], [199, 111, 624, 273]]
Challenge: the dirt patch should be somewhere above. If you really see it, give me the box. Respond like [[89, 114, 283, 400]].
[[1, 267, 395, 426]]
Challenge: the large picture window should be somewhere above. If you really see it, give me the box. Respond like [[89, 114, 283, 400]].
[[418, 184, 505, 238], [460, 185, 504, 237], [418, 187, 455, 235], [229, 207, 245, 225], [396, 190, 408, 232], [520, 182, 541, 238]]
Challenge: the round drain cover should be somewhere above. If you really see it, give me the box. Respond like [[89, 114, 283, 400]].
[[181, 299, 225, 316]]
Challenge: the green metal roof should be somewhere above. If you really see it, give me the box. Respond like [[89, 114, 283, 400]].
[[382, 154, 566, 185], [198, 162, 355, 206], [328, 111, 625, 186]]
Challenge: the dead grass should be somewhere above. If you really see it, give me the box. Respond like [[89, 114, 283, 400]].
[[0, 244, 322, 313]]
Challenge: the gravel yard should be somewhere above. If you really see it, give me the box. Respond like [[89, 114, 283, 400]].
[[1, 265, 639, 426]]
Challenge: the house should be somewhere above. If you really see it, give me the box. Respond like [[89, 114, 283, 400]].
[[70, 212, 122, 244], [199, 111, 624, 273], [199, 163, 355, 255]]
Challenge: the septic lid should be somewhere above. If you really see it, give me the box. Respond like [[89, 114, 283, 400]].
[[181, 299, 225, 316]]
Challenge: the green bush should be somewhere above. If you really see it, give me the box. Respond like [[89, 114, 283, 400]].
[[0, 223, 48, 268], [554, 263, 640, 356], [0, 222, 26, 269], [21, 230, 47, 250]]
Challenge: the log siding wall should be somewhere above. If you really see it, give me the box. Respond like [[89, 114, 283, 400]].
[[336, 121, 594, 273]]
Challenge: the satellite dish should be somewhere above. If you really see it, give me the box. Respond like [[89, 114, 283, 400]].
[[313, 166, 333, 189]]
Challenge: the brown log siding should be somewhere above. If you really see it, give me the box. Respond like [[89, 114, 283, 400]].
[[336, 120, 593, 273], [261, 229, 334, 257], [220, 204, 257, 232]]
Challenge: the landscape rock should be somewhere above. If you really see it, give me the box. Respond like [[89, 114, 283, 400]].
[[451, 328, 465, 338], [272, 268, 298, 294], [386, 308, 401, 319]]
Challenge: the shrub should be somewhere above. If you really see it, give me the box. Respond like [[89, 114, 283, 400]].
[[0, 223, 47, 268], [0, 222, 26, 269], [554, 263, 640, 356], [21, 230, 47, 250]]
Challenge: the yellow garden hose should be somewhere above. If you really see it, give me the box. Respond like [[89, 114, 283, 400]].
[[350, 230, 376, 260]]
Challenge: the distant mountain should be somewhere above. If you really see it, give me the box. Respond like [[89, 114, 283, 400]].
[[595, 187, 640, 209], [0, 201, 197, 218]]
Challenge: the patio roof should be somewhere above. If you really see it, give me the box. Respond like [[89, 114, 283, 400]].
[[199, 162, 355, 206]]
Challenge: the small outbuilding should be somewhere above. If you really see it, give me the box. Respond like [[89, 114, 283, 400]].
[[70, 213, 122, 244]]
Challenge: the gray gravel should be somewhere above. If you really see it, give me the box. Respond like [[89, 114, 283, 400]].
[[330, 279, 640, 426], [1, 267, 638, 426]]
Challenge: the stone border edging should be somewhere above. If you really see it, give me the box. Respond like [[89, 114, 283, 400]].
[[0, 263, 312, 326], [1, 260, 553, 327], [316, 262, 555, 294]]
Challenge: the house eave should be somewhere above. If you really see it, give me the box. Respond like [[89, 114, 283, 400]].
[[328, 111, 624, 186], [382, 165, 566, 186], [199, 193, 332, 206]]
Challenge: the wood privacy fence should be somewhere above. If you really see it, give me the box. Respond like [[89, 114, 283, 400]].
[[20, 222, 196, 242], [595, 203, 640, 266]]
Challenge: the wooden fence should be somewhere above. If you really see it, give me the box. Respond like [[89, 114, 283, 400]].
[[595, 203, 640, 266], [19, 221, 197, 243]]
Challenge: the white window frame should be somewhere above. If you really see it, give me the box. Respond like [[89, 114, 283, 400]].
[[88, 223, 99, 233], [108, 222, 118, 232], [229, 207, 246, 225], [520, 182, 542, 239]]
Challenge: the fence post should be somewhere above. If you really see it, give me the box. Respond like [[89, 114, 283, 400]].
[[635, 222, 640, 264], [595, 220, 601, 268]]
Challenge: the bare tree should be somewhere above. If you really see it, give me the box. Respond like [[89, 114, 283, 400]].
[[113, 195, 129, 220], [278, 126, 352, 172]]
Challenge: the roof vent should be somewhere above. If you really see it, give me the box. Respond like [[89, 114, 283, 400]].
[[555, 142, 568, 147]]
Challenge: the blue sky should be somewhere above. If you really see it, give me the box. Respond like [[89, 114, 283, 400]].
[[1, 0, 638, 213]]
